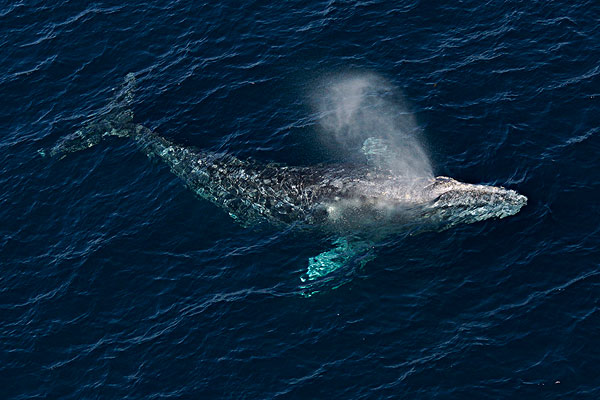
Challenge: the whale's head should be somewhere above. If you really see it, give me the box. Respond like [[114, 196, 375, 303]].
[[316, 174, 526, 233], [421, 176, 527, 227]]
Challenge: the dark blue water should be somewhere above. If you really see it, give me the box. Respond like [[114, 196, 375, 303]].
[[2, 1, 600, 398]]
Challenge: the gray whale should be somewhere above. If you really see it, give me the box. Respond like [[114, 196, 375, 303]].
[[42, 74, 527, 283]]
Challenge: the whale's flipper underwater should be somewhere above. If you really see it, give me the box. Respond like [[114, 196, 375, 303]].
[[41, 75, 527, 291]]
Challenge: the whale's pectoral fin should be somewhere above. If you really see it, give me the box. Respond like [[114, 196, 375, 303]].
[[301, 237, 375, 282]]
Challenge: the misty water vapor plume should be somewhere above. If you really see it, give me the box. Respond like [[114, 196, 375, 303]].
[[314, 73, 433, 180]]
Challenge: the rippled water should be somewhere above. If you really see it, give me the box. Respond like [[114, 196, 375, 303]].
[[2, 1, 599, 398]]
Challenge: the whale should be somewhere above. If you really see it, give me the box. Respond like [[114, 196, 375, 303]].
[[41, 74, 527, 283]]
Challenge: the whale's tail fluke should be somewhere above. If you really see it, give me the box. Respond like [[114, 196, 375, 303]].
[[39, 73, 138, 158]]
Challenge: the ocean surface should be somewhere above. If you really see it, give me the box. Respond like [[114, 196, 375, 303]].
[[2, 1, 600, 398]]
